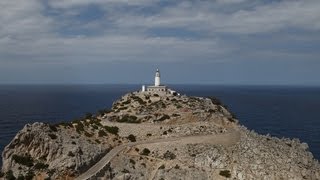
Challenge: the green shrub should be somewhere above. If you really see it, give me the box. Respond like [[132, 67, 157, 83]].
[[48, 133, 57, 140], [25, 170, 35, 180], [156, 114, 170, 122], [98, 130, 107, 137], [141, 148, 150, 156], [129, 159, 135, 165], [219, 170, 231, 178], [104, 126, 119, 135], [127, 134, 136, 142], [95, 139, 101, 144], [68, 151, 75, 157], [49, 125, 58, 132], [12, 154, 34, 167], [163, 150, 176, 160], [84, 131, 93, 137], [34, 162, 49, 170], [17, 174, 24, 180], [75, 122, 84, 133], [5, 170, 15, 180], [117, 115, 140, 123], [0, 171, 4, 178]]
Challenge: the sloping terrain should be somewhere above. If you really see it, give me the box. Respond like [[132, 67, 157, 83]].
[[1, 91, 320, 179]]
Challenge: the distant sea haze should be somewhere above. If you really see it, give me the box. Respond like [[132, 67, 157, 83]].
[[0, 84, 319, 166]]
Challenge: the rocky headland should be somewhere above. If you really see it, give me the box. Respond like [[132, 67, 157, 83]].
[[1, 91, 319, 179]]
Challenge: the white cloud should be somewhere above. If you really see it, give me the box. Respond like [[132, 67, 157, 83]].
[[0, 0, 319, 67]]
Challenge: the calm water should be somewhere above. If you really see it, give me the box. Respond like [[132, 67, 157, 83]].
[[0, 84, 319, 166]]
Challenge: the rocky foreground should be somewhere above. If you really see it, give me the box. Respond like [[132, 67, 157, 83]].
[[1, 91, 320, 179]]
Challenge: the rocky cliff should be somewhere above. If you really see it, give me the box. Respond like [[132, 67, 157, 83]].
[[1, 91, 320, 179]]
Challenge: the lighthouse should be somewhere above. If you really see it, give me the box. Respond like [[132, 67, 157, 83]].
[[142, 68, 179, 95], [155, 69, 160, 86]]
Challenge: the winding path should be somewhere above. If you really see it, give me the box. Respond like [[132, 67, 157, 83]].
[[75, 131, 240, 180]]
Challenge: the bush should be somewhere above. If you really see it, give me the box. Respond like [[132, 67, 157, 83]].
[[34, 162, 49, 170], [163, 150, 176, 160], [0, 171, 4, 178], [117, 115, 140, 123], [156, 114, 170, 122], [84, 131, 93, 137], [68, 151, 75, 157], [17, 174, 24, 180], [75, 122, 84, 133], [5, 170, 15, 180], [98, 130, 107, 137], [12, 154, 34, 167], [158, 164, 165, 169], [48, 133, 57, 140], [104, 126, 119, 135], [127, 134, 136, 142], [25, 170, 35, 180], [141, 148, 150, 156], [129, 159, 135, 165], [219, 170, 231, 178], [49, 125, 58, 132]]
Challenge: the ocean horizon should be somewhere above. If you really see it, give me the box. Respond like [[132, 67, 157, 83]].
[[0, 84, 319, 166]]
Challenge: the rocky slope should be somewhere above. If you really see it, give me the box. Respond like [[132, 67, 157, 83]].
[[1, 91, 320, 179]]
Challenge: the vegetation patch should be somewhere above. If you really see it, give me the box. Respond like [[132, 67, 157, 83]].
[[84, 131, 94, 137], [219, 170, 231, 178], [140, 148, 151, 156], [98, 130, 107, 137], [12, 154, 34, 167], [49, 125, 58, 132], [117, 115, 140, 123], [48, 133, 57, 140], [34, 162, 49, 170], [129, 159, 136, 165], [156, 114, 170, 122], [104, 126, 119, 135], [127, 134, 136, 142], [5, 170, 15, 180], [68, 151, 75, 157], [163, 150, 176, 160]]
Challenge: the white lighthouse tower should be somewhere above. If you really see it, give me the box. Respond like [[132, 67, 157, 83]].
[[155, 69, 160, 86]]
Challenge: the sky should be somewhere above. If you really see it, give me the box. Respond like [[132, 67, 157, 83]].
[[0, 0, 320, 85]]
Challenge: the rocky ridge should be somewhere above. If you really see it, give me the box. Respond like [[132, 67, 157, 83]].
[[1, 91, 320, 179]]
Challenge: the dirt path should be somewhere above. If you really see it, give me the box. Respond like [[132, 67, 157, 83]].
[[75, 131, 240, 180]]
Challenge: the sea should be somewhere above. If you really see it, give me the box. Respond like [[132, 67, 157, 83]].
[[0, 84, 319, 166]]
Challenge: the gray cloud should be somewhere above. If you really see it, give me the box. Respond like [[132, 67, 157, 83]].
[[0, 0, 319, 67]]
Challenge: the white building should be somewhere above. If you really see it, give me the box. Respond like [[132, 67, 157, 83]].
[[141, 69, 179, 95], [145, 69, 167, 92]]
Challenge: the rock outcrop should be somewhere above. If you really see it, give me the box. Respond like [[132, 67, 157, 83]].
[[1, 91, 320, 179]]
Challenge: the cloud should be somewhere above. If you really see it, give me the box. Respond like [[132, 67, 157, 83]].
[[0, 0, 319, 68]]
